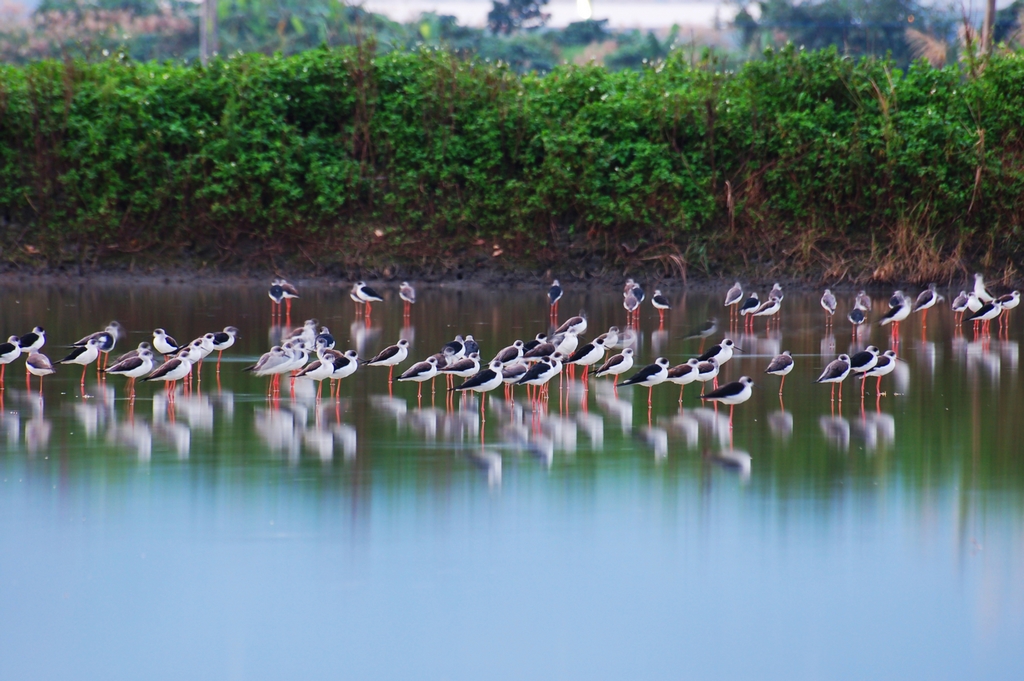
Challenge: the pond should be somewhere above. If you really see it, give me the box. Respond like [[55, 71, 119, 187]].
[[1, 280, 1022, 680]]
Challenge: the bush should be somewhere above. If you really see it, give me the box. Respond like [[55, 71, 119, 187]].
[[1, 44, 1022, 279]]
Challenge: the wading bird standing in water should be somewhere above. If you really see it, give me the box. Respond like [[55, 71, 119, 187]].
[[400, 282, 416, 317], [764, 351, 794, 396], [57, 338, 102, 387], [548, 279, 563, 319], [724, 282, 743, 324], [26, 353, 55, 394]]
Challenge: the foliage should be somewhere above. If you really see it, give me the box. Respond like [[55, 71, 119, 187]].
[[2, 44, 1024, 280], [486, 0, 550, 36]]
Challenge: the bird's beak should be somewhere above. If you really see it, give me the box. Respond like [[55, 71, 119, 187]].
[[734, 346, 742, 353]]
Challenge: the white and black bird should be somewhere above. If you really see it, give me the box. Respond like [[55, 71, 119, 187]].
[[848, 302, 868, 336], [565, 337, 607, 381], [523, 336, 557, 361], [724, 282, 744, 321], [400, 281, 416, 315], [548, 279, 563, 316], [849, 346, 880, 396], [879, 292, 911, 329], [764, 350, 794, 395], [667, 358, 700, 402], [314, 326, 335, 350], [397, 356, 439, 399], [974, 273, 994, 304], [327, 349, 361, 385], [516, 353, 564, 393], [965, 299, 1002, 329], [442, 335, 466, 361], [623, 291, 639, 323], [555, 311, 587, 336], [951, 290, 970, 323], [694, 358, 720, 395], [821, 289, 837, 323], [554, 330, 578, 358], [0, 336, 21, 382], [104, 347, 155, 394], [110, 341, 151, 366], [153, 328, 179, 357], [697, 338, 738, 367], [996, 290, 1020, 330], [739, 292, 760, 329], [816, 354, 852, 402], [25, 352, 56, 393], [523, 333, 548, 354], [211, 326, 238, 370], [594, 347, 635, 385], [768, 283, 784, 302], [463, 334, 480, 356], [753, 297, 782, 329], [18, 326, 45, 354], [620, 357, 670, 406], [367, 339, 410, 383], [855, 290, 873, 311], [454, 360, 505, 414], [701, 376, 754, 421], [860, 350, 897, 394], [491, 340, 525, 366], [501, 363, 529, 399], [441, 352, 481, 380], [57, 338, 102, 385], [141, 351, 194, 393], [595, 326, 620, 348], [295, 357, 334, 399], [651, 290, 671, 323], [353, 281, 384, 314], [913, 283, 943, 325]]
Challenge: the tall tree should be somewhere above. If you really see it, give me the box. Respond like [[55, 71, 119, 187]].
[[487, 0, 550, 35]]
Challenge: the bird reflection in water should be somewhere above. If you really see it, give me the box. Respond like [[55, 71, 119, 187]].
[[854, 411, 895, 453], [712, 449, 752, 481], [768, 410, 793, 440], [594, 382, 632, 434], [638, 426, 668, 460], [107, 420, 153, 462], [24, 397, 52, 455], [819, 415, 851, 451]]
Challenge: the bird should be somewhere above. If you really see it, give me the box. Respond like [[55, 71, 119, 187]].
[[25, 353, 55, 394], [278, 279, 300, 322], [996, 291, 1020, 331], [491, 340, 524, 367], [848, 302, 868, 338], [974, 273, 994, 303], [724, 282, 744, 322], [441, 352, 481, 381], [860, 350, 897, 395], [442, 335, 466, 361], [268, 280, 285, 318], [516, 353, 564, 398], [18, 326, 45, 354], [913, 283, 943, 326], [326, 349, 360, 394], [879, 292, 911, 332], [295, 357, 335, 400], [522, 333, 548, 354], [848, 346, 880, 396], [698, 338, 738, 367], [565, 337, 607, 383], [764, 351, 794, 395], [701, 376, 754, 422], [453, 360, 505, 416], [555, 311, 587, 336], [71, 322, 120, 370], [620, 357, 670, 406], [103, 347, 156, 395], [964, 299, 1002, 334], [548, 279, 563, 317], [110, 341, 151, 366], [554, 330, 578, 358], [152, 328, 179, 357], [397, 356, 439, 399], [463, 334, 480, 356], [651, 290, 671, 324], [752, 296, 782, 330], [951, 290, 970, 324], [628, 280, 645, 305], [623, 291, 639, 326], [667, 358, 700, 402], [314, 326, 335, 350], [367, 339, 410, 383], [684, 318, 718, 353], [855, 290, 873, 311], [694, 358, 720, 395], [57, 338, 102, 386], [353, 281, 384, 315], [595, 326, 620, 348], [768, 283, 784, 301], [523, 336, 556, 362], [739, 292, 760, 331], [211, 326, 239, 370], [0, 336, 21, 383], [594, 347, 635, 383], [821, 289, 837, 325], [141, 350, 194, 395], [816, 354, 852, 402], [400, 282, 416, 316]]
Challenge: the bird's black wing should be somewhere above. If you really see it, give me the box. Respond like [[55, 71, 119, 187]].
[[620, 363, 659, 386]]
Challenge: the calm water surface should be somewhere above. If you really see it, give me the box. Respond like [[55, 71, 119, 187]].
[[1, 282, 1022, 680]]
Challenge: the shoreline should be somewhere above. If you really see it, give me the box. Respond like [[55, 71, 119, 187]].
[[0, 263, 1005, 295]]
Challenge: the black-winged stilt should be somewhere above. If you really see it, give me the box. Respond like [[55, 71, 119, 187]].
[[667, 358, 700, 402], [57, 338, 102, 386], [974, 273, 994, 303], [453, 360, 504, 419], [491, 340, 525, 366], [555, 311, 587, 336], [701, 376, 754, 424], [821, 289, 837, 327], [25, 353, 55, 394], [0, 336, 21, 384], [104, 348, 156, 396], [367, 339, 410, 383], [816, 354, 851, 403], [698, 338, 738, 368], [855, 290, 873, 311], [651, 290, 670, 324], [211, 326, 238, 371], [548, 279, 563, 318], [398, 356, 440, 400], [141, 351, 194, 398], [354, 281, 384, 316], [951, 291, 969, 324], [400, 282, 416, 317], [860, 349, 897, 395], [739, 293, 759, 332], [913, 283, 943, 326], [594, 347, 634, 387], [565, 337, 607, 384], [724, 282, 743, 323], [694, 358, 720, 395], [620, 357, 670, 406], [764, 350, 794, 395], [153, 329, 179, 358], [849, 345, 880, 396]]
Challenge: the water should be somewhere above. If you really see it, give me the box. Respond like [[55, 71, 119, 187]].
[[1, 282, 1022, 680]]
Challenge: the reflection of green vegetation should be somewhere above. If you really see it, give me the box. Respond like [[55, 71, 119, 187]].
[[4, 44, 1024, 278]]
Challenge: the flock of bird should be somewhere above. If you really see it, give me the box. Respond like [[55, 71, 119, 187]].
[[0, 273, 1018, 432]]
